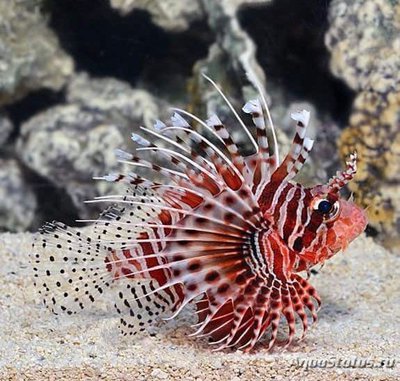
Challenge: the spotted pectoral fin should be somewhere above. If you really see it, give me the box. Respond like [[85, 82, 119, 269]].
[[113, 279, 183, 337]]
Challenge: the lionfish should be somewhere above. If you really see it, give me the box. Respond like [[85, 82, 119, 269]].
[[32, 73, 367, 352]]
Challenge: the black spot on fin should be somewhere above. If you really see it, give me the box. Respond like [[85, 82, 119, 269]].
[[114, 279, 179, 337]]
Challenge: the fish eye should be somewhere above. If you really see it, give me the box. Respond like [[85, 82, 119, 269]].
[[317, 200, 333, 213], [313, 199, 340, 222]]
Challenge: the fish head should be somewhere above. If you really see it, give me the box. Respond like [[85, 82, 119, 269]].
[[289, 152, 368, 268], [306, 188, 367, 259], [327, 197, 367, 252]]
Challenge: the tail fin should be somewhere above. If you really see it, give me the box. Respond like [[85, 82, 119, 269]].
[[31, 221, 113, 315]]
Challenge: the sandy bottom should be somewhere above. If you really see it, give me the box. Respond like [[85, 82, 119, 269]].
[[0, 232, 399, 380]]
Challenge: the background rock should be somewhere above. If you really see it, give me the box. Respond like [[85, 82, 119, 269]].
[[326, 0, 400, 247], [0, 0, 74, 106], [66, 72, 162, 130], [16, 73, 167, 221], [17, 103, 126, 219], [188, 0, 275, 155], [325, 0, 400, 92], [0, 159, 36, 232], [109, 0, 204, 31], [0, 114, 13, 146]]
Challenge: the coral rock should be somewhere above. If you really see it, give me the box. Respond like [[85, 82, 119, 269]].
[[16, 74, 164, 220], [17, 104, 125, 219], [326, 0, 400, 248], [0, 159, 37, 231], [0, 1, 74, 106], [109, 0, 204, 31], [0, 114, 13, 146], [67, 72, 161, 129]]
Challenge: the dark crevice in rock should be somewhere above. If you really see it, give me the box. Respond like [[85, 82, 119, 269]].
[[365, 224, 379, 238], [21, 164, 80, 230], [239, 0, 355, 126], [46, 0, 214, 98], [4, 89, 66, 144]]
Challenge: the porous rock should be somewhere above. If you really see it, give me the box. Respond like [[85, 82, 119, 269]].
[[17, 74, 163, 219], [325, 0, 400, 247], [189, 0, 271, 151], [0, 0, 74, 106], [17, 104, 125, 219], [109, 0, 204, 31], [0, 113, 13, 146], [0, 159, 37, 231], [67, 72, 160, 130]]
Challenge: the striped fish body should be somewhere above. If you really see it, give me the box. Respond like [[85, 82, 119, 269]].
[[32, 74, 367, 351]]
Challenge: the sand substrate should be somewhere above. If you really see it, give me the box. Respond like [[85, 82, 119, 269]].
[[0, 232, 398, 380]]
